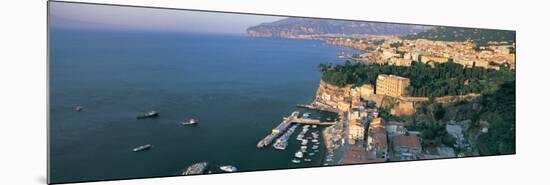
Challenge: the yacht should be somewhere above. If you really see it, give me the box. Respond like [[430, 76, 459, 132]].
[[132, 144, 152, 152], [75, 105, 83, 112], [181, 118, 199, 125], [137, 111, 159, 119], [219, 165, 237, 172]]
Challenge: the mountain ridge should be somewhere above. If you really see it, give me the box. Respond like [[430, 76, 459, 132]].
[[246, 18, 433, 37]]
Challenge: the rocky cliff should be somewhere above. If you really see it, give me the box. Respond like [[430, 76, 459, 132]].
[[312, 80, 352, 112], [246, 18, 433, 38]]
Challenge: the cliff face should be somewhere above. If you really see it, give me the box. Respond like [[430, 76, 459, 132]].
[[246, 18, 432, 38], [313, 80, 352, 112]]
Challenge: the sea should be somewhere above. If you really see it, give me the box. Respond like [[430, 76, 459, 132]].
[[49, 29, 354, 183]]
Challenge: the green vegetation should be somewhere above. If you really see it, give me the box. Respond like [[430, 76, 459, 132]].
[[475, 81, 516, 155], [401, 27, 515, 45], [318, 61, 515, 97], [408, 122, 454, 148], [379, 96, 400, 120]]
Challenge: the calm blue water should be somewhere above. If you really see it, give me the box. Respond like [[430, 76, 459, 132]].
[[49, 29, 351, 183]]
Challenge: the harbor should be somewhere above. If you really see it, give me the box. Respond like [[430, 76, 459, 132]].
[[257, 111, 335, 148]]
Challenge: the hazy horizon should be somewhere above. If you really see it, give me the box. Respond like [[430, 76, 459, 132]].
[[49, 2, 284, 34]]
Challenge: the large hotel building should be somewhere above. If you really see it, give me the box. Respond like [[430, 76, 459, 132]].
[[375, 74, 410, 98]]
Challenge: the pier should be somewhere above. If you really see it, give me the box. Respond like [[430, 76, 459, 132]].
[[296, 103, 339, 113], [289, 118, 337, 125], [257, 111, 300, 148]]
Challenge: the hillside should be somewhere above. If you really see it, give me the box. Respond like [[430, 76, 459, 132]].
[[246, 18, 433, 38], [401, 26, 515, 45]]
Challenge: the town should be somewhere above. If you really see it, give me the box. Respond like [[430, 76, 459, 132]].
[[326, 36, 515, 71], [249, 19, 515, 166]]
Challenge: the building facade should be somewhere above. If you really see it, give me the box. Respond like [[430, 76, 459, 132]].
[[375, 74, 411, 98]]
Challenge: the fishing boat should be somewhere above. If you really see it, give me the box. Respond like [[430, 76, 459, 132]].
[[291, 159, 301, 163]]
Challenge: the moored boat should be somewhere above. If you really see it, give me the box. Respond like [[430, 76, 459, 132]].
[[182, 162, 208, 175], [294, 151, 303, 158]]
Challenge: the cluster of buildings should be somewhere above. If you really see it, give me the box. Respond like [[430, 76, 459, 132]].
[[328, 36, 516, 70], [339, 100, 426, 163]]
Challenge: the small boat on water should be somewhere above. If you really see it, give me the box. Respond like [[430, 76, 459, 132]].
[[219, 165, 237, 172], [75, 105, 83, 112], [182, 162, 208, 175], [181, 118, 199, 125], [312, 125, 317, 128], [302, 112, 311, 118], [295, 151, 304, 158], [338, 52, 346, 58], [133, 144, 152, 152], [291, 159, 301, 163], [309, 152, 315, 156], [304, 158, 312, 162], [137, 111, 159, 119]]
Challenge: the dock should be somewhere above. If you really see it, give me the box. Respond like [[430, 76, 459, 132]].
[[296, 103, 339, 113]]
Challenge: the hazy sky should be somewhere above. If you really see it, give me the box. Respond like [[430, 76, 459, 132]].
[[49, 2, 284, 34]]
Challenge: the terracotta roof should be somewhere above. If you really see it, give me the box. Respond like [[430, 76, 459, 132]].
[[341, 147, 385, 164], [393, 135, 421, 149]]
